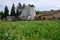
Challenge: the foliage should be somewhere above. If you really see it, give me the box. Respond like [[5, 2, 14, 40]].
[[4, 5, 9, 17], [0, 11, 4, 20], [17, 3, 22, 9], [10, 3, 15, 16], [36, 11, 43, 15], [23, 4, 25, 8], [16, 9, 19, 18], [0, 20, 60, 40], [0, 11, 3, 15], [16, 3, 22, 17]]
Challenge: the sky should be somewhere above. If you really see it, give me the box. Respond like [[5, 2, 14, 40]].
[[0, 0, 60, 11]]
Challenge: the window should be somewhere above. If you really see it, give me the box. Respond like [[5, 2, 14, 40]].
[[43, 17, 45, 20], [58, 17, 60, 20], [53, 16, 55, 20]]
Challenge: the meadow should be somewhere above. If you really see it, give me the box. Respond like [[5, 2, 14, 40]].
[[0, 20, 60, 40]]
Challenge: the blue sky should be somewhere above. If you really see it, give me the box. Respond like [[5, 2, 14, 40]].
[[0, 0, 60, 11]]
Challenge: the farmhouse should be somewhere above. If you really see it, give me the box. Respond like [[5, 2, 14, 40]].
[[39, 10, 60, 20]]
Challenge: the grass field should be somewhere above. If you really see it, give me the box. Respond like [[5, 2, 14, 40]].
[[0, 20, 60, 40]]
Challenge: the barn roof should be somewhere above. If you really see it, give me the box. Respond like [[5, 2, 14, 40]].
[[39, 10, 60, 16]]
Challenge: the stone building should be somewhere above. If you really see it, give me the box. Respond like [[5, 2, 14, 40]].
[[18, 4, 36, 20]]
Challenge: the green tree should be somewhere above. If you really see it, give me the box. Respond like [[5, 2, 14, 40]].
[[0, 11, 3, 15], [23, 4, 25, 8], [0, 11, 4, 20], [4, 5, 9, 17], [16, 3, 22, 17], [16, 8, 19, 18], [17, 3, 22, 9], [10, 3, 15, 16], [36, 11, 43, 15]]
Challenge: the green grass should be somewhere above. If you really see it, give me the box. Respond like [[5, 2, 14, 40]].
[[0, 20, 60, 40]]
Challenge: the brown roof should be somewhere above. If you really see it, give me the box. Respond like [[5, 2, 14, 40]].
[[39, 10, 60, 16]]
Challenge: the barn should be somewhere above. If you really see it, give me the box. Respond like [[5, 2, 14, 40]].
[[40, 10, 60, 20]]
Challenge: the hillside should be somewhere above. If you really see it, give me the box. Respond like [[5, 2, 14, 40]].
[[0, 20, 60, 40]]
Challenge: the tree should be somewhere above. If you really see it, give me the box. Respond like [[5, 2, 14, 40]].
[[16, 3, 22, 17], [36, 11, 43, 15], [17, 3, 22, 9], [23, 4, 25, 8], [4, 5, 9, 17], [10, 3, 15, 16], [28, 4, 35, 7], [0, 11, 4, 20], [0, 11, 3, 15], [16, 8, 19, 18]]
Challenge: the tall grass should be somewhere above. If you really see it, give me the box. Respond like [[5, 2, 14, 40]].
[[0, 20, 60, 40]]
